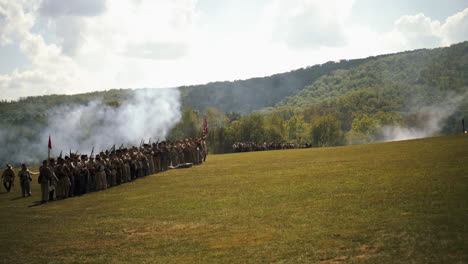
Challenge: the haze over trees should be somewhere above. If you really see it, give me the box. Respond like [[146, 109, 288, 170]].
[[0, 42, 466, 164]]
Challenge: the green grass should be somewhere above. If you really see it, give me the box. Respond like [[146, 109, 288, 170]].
[[1, 135, 467, 264]]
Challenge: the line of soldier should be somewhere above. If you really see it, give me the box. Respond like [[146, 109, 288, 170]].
[[3, 137, 207, 203], [232, 142, 297, 152]]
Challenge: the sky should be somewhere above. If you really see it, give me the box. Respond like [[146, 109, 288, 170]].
[[0, 0, 467, 100]]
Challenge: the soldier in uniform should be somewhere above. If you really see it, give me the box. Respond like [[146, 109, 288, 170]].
[[87, 156, 96, 192], [201, 139, 207, 162], [66, 156, 75, 197], [110, 155, 118, 186], [161, 142, 169, 171], [79, 155, 89, 194], [56, 157, 71, 199], [176, 142, 185, 165], [153, 144, 161, 173], [169, 144, 179, 167], [95, 155, 107, 190], [38, 160, 58, 203], [71, 155, 82, 196], [147, 151, 154, 175], [48, 158, 58, 201], [141, 153, 149, 177], [18, 164, 34, 197], [1, 164, 15, 192], [124, 155, 131, 182], [130, 153, 137, 180]]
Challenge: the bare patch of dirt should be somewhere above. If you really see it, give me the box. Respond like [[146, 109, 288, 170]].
[[357, 245, 380, 253], [355, 255, 370, 260]]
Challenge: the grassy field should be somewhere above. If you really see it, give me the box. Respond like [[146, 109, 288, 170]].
[[0, 135, 467, 264]]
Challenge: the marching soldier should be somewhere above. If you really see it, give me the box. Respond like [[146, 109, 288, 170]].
[[48, 158, 58, 201], [18, 164, 34, 197], [1, 164, 15, 192], [38, 160, 58, 203]]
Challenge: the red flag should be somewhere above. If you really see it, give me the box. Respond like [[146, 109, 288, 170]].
[[47, 135, 52, 160]]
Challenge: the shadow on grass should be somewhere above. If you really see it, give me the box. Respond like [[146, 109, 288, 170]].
[[28, 197, 73, 207], [28, 201, 47, 207], [10, 196, 27, 201]]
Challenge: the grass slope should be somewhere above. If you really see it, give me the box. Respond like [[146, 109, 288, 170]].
[[0, 135, 467, 264]]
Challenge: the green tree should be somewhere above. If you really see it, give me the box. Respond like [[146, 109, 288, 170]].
[[239, 113, 265, 142], [204, 107, 228, 128], [311, 114, 344, 147], [168, 108, 201, 140]]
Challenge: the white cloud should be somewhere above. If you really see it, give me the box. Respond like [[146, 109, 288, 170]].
[[0, 1, 467, 101], [267, 0, 355, 49], [38, 0, 106, 56], [391, 13, 442, 49], [124, 42, 188, 60], [39, 0, 106, 17], [379, 8, 468, 51], [0, 0, 84, 99], [441, 8, 468, 45]]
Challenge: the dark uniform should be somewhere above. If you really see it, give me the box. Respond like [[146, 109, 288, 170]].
[[1, 165, 15, 192]]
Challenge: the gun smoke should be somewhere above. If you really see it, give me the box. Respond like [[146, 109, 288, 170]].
[[1, 88, 181, 166], [380, 92, 467, 142]]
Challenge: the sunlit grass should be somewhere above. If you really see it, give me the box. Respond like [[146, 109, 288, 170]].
[[0, 135, 467, 263]]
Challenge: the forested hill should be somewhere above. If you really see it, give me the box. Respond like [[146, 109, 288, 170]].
[[0, 42, 466, 165], [178, 56, 375, 113], [277, 41, 467, 110], [180, 41, 467, 114], [1, 41, 465, 118]]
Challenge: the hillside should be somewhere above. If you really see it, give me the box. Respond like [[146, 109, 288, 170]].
[[0, 42, 466, 166], [179, 57, 373, 113], [0, 42, 465, 118], [278, 41, 468, 110], [0, 135, 467, 263]]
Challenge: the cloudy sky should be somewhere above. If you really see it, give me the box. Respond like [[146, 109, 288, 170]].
[[0, 0, 467, 100]]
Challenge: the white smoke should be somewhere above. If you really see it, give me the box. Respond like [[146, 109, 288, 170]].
[[1, 88, 181, 166], [381, 92, 466, 142]]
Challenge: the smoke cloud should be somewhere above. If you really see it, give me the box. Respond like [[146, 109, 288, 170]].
[[1, 88, 181, 166], [380, 92, 467, 142]]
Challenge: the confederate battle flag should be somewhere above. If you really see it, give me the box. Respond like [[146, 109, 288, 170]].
[[202, 118, 208, 137], [48, 135, 52, 158]]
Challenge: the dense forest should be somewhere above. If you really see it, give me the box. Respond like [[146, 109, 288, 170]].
[[0, 42, 466, 165]]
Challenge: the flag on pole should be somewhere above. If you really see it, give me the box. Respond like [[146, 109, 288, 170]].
[[48, 135, 52, 159], [202, 117, 208, 137]]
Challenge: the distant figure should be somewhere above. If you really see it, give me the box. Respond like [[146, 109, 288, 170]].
[[1, 164, 15, 192], [38, 160, 58, 203], [18, 164, 35, 197]]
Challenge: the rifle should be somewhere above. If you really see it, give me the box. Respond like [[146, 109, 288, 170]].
[[90, 146, 94, 157], [119, 144, 124, 150], [59, 150, 63, 158]]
